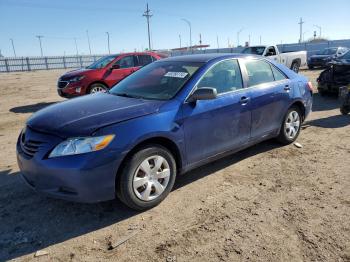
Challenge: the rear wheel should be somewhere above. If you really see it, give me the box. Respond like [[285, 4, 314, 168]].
[[89, 83, 108, 94], [117, 145, 177, 211], [277, 106, 302, 144], [291, 61, 300, 73]]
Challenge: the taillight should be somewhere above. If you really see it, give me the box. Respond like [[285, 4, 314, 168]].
[[307, 81, 313, 92]]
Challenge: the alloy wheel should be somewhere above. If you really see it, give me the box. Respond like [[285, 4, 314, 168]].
[[90, 86, 106, 93], [284, 110, 300, 139], [132, 155, 171, 201]]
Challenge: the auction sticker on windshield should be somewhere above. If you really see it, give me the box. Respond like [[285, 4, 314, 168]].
[[164, 72, 188, 78]]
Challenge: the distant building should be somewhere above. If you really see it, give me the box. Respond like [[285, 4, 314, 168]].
[[171, 44, 210, 51]]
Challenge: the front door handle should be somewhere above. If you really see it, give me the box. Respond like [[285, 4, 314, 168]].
[[240, 96, 250, 105], [284, 85, 291, 91]]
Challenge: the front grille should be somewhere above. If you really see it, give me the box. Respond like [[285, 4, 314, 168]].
[[20, 131, 44, 158], [57, 81, 69, 88]]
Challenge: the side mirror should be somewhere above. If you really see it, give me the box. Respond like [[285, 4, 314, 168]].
[[187, 87, 217, 103], [111, 64, 120, 70]]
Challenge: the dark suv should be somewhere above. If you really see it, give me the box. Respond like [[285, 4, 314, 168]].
[[57, 52, 165, 98]]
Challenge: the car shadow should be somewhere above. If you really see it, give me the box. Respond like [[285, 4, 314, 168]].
[[10, 102, 58, 114], [0, 140, 281, 261], [306, 114, 349, 128], [312, 93, 340, 112]]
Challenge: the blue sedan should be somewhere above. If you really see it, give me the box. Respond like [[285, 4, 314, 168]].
[[16, 54, 313, 210]]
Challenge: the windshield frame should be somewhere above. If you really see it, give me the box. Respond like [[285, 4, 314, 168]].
[[86, 55, 118, 69], [109, 60, 205, 101]]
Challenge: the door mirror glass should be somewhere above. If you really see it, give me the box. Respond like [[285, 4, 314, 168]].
[[188, 88, 217, 102]]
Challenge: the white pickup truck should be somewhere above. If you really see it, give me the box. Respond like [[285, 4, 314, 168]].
[[241, 45, 307, 73]]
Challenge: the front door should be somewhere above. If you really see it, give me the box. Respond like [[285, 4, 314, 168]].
[[104, 55, 137, 86], [181, 59, 251, 165]]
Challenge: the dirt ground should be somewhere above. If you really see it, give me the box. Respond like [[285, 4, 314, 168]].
[[0, 69, 349, 262]]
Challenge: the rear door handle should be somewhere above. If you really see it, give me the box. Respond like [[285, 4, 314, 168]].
[[284, 85, 291, 91], [240, 96, 250, 105]]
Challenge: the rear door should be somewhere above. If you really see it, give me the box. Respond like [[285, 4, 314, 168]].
[[181, 59, 252, 164], [104, 55, 138, 86], [241, 59, 291, 140]]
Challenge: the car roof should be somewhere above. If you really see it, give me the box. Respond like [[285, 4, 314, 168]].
[[159, 53, 252, 63]]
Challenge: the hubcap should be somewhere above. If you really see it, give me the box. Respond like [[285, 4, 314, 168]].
[[292, 64, 299, 73], [284, 110, 300, 139], [90, 86, 106, 93], [133, 155, 170, 201]]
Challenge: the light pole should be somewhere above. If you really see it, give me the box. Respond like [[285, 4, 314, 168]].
[[86, 30, 92, 55], [10, 38, 16, 57], [35, 35, 44, 56], [303, 31, 309, 42], [217, 35, 219, 49], [179, 34, 182, 48], [313, 24, 322, 38], [106, 32, 110, 54], [182, 18, 192, 50], [74, 38, 79, 56], [237, 28, 244, 47]]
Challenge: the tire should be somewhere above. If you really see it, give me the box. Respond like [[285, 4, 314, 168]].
[[277, 106, 302, 145], [88, 83, 108, 94], [291, 61, 300, 73], [117, 145, 177, 211], [340, 106, 349, 115]]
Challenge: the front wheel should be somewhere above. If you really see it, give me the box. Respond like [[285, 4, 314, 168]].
[[277, 107, 302, 144], [117, 145, 177, 211], [89, 83, 108, 94]]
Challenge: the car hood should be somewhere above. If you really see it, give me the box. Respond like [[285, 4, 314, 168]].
[[59, 68, 96, 80], [27, 93, 165, 138]]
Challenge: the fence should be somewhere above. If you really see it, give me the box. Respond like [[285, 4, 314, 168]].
[[0, 54, 107, 73], [2, 39, 350, 73], [170, 39, 350, 58]]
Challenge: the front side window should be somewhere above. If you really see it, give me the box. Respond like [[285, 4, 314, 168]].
[[110, 61, 204, 100], [137, 55, 153, 66], [115, 56, 135, 69], [245, 59, 274, 87], [87, 55, 117, 69], [197, 59, 243, 94], [266, 46, 276, 56]]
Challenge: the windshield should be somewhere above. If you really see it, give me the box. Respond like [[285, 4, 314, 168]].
[[242, 46, 265, 55], [110, 61, 204, 100], [318, 48, 337, 55], [87, 55, 117, 69], [341, 51, 350, 59]]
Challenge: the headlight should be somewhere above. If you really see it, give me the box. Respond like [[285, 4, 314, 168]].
[[69, 75, 85, 82], [49, 135, 115, 158]]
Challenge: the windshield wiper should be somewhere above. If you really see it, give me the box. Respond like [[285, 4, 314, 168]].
[[113, 93, 144, 99]]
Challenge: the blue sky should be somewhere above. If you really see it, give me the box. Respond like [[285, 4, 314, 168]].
[[0, 0, 349, 57]]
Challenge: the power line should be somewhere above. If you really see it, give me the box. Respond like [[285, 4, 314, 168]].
[[35, 35, 44, 56], [143, 3, 152, 50]]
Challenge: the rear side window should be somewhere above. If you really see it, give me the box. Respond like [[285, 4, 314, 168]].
[[245, 60, 274, 87], [137, 55, 153, 66], [271, 65, 287, 81], [197, 59, 243, 94]]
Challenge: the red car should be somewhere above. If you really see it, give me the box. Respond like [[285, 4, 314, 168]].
[[57, 52, 164, 98]]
